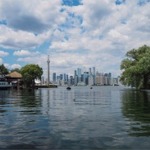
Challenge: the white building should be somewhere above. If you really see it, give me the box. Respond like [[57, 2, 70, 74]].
[[95, 74, 105, 85], [88, 75, 94, 86]]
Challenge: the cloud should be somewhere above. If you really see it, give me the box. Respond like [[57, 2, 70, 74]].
[[0, 50, 9, 57], [47, 0, 150, 76], [17, 54, 46, 66], [0, 58, 2, 64], [9, 15, 49, 34], [0, 0, 65, 34], [0, 0, 150, 77], [4, 63, 21, 70], [0, 0, 67, 49], [0, 25, 51, 49], [11, 64, 21, 69], [13, 50, 32, 56], [66, 0, 114, 31]]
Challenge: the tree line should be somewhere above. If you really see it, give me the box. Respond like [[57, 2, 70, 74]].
[[0, 64, 43, 88]]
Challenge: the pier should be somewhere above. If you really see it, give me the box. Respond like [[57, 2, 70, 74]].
[[35, 84, 57, 88]]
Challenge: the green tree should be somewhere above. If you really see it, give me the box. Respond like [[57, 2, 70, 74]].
[[0, 64, 9, 76], [120, 45, 150, 89], [20, 64, 43, 88]]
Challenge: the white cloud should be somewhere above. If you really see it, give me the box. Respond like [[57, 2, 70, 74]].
[[0, 0, 66, 49], [14, 50, 31, 56], [3, 63, 21, 70], [0, 0, 65, 34], [0, 0, 150, 77], [0, 50, 9, 57], [0, 58, 2, 64], [17, 54, 46, 66], [0, 25, 51, 49], [11, 64, 21, 69], [48, 0, 150, 76]]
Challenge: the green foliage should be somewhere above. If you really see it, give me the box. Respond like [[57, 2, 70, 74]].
[[120, 45, 150, 89], [0, 64, 9, 75], [20, 64, 43, 88]]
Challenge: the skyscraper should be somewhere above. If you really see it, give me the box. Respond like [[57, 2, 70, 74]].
[[74, 70, 78, 86], [77, 68, 81, 77], [93, 67, 96, 85], [47, 55, 50, 85], [53, 72, 56, 83], [83, 72, 89, 85], [93, 67, 95, 76], [89, 68, 92, 75], [77, 68, 81, 82]]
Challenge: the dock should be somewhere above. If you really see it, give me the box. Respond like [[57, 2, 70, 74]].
[[35, 84, 58, 88]]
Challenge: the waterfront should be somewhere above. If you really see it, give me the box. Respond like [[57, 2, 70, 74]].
[[0, 86, 150, 149]]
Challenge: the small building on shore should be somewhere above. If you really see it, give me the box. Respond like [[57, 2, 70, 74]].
[[5, 71, 22, 88]]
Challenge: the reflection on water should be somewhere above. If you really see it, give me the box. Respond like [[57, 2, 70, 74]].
[[121, 89, 150, 137], [0, 86, 150, 149]]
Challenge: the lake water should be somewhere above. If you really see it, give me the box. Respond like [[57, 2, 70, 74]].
[[0, 86, 150, 149]]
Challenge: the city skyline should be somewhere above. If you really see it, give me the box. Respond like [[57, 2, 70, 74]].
[[0, 0, 150, 78], [49, 66, 119, 86]]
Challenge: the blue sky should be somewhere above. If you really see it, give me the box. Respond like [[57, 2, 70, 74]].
[[0, 0, 150, 78]]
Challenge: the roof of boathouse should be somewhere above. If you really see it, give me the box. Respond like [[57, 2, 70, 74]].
[[6, 71, 22, 78]]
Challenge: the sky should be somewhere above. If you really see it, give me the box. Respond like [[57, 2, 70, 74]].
[[0, 0, 150, 78]]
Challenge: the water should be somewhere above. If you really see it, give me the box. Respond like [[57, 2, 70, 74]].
[[0, 86, 150, 149]]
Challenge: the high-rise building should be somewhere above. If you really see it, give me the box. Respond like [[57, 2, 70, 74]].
[[93, 67, 96, 85], [77, 68, 81, 82], [74, 76, 78, 86], [64, 73, 66, 81], [89, 68, 92, 75], [47, 55, 50, 85], [95, 73, 105, 85], [92, 67, 95, 75], [74, 70, 78, 86], [52, 72, 56, 83], [69, 76, 74, 85], [83, 72, 89, 85], [81, 74, 84, 82], [88, 75, 94, 86], [74, 70, 77, 76], [77, 68, 81, 77], [60, 74, 63, 80]]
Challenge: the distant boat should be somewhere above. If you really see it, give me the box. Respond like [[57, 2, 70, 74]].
[[66, 86, 71, 90], [90, 87, 93, 89]]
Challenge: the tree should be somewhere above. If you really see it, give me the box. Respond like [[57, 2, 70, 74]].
[[0, 64, 9, 76], [120, 45, 150, 89], [20, 64, 43, 88]]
